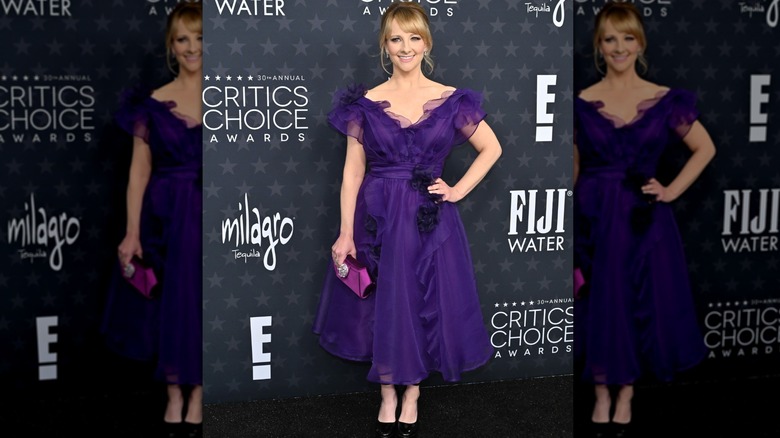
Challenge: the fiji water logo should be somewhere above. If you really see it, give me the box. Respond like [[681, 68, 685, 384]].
[[6, 194, 81, 271], [221, 193, 294, 271], [507, 189, 568, 253]]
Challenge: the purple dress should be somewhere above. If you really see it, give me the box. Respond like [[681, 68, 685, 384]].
[[313, 84, 494, 385], [573, 88, 707, 385], [101, 86, 202, 386]]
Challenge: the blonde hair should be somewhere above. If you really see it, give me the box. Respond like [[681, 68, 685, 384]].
[[593, 2, 648, 75], [165, 1, 203, 75], [379, 3, 434, 76]]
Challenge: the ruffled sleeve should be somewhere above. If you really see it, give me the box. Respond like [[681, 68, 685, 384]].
[[666, 88, 699, 139], [450, 89, 487, 146], [114, 85, 153, 144], [328, 83, 367, 144]]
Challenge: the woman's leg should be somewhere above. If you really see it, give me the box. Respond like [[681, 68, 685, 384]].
[[164, 384, 184, 423], [378, 384, 398, 423], [612, 384, 633, 424], [185, 385, 203, 424], [398, 384, 419, 424], [592, 384, 611, 423]]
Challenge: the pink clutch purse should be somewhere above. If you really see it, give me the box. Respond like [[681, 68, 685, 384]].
[[574, 267, 585, 299], [333, 255, 375, 299], [122, 256, 158, 299]]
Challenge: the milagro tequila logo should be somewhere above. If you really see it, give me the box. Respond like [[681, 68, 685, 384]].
[[221, 193, 294, 270], [525, 0, 566, 27], [738, 0, 779, 27], [6, 194, 81, 271]]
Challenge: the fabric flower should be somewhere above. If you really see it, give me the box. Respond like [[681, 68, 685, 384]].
[[416, 202, 439, 233], [119, 84, 152, 108], [410, 166, 443, 233], [624, 167, 655, 234], [333, 83, 367, 107]]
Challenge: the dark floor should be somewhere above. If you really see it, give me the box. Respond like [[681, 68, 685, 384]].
[[204, 375, 572, 438], [5, 354, 780, 438]]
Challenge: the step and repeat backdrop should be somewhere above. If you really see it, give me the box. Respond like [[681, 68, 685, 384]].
[[574, 0, 780, 380], [201, 0, 574, 403], [1, 0, 576, 406], [0, 0, 191, 396]]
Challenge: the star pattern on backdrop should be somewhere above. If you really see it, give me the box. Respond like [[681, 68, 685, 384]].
[[197, 1, 576, 403]]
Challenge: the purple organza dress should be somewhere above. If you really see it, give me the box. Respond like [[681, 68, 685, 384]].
[[573, 88, 707, 385], [101, 86, 202, 386], [313, 84, 494, 385]]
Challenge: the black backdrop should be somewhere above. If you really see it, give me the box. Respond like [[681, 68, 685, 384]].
[[573, 0, 780, 381]]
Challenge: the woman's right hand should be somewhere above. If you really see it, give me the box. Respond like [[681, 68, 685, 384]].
[[117, 234, 143, 268], [331, 234, 356, 266]]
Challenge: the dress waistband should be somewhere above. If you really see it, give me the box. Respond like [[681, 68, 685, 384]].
[[155, 163, 202, 178], [580, 166, 631, 180], [368, 163, 442, 180]]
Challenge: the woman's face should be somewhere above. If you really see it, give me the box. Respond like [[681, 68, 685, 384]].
[[385, 19, 427, 74], [598, 19, 641, 74], [171, 18, 202, 74]]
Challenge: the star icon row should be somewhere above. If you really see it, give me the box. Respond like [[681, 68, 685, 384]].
[[1, 75, 41, 81], [206, 75, 262, 81]]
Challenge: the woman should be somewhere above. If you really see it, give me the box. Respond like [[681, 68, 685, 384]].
[[312, 3, 502, 437], [573, 2, 715, 437], [100, 2, 203, 437]]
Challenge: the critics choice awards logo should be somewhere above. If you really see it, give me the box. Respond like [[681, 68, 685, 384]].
[[359, 0, 458, 18], [0, 76, 95, 145], [704, 299, 780, 358], [146, 0, 205, 16], [202, 74, 308, 144], [490, 299, 573, 359], [574, 0, 670, 18]]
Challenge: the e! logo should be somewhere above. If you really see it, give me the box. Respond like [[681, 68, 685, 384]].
[[36, 316, 58, 381], [250, 316, 272, 380], [535, 75, 557, 142], [750, 74, 771, 142]]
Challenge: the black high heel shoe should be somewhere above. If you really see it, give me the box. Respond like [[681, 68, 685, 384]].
[[397, 421, 418, 438], [376, 420, 396, 438], [161, 421, 181, 438], [590, 421, 610, 438], [612, 421, 631, 438], [183, 421, 202, 438]]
